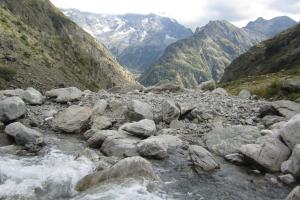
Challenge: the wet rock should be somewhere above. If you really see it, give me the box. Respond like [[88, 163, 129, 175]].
[[281, 144, 300, 177], [278, 174, 296, 185], [91, 116, 112, 130], [281, 79, 300, 93], [198, 80, 216, 91], [0, 97, 26, 122], [76, 156, 158, 191], [119, 119, 156, 138], [240, 135, 291, 172], [0, 144, 24, 154], [238, 89, 251, 99], [285, 186, 300, 200], [204, 125, 261, 156], [189, 145, 219, 172], [125, 100, 153, 121], [22, 87, 44, 105], [87, 130, 123, 149], [5, 122, 44, 147], [162, 100, 180, 123], [137, 137, 168, 159], [45, 87, 83, 103], [280, 114, 300, 149], [212, 88, 228, 96], [54, 105, 92, 133], [92, 99, 108, 116], [224, 153, 245, 165], [271, 100, 300, 119]]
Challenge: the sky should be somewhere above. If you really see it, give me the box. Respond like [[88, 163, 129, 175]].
[[50, 0, 300, 29]]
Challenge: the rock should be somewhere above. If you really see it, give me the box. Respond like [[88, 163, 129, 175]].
[[125, 100, 153, 121], [278, 174, 296, 185], [0, 145, 24, 154], [100, 136, 140, 157], [45, 87, 83, 103], [145, 82, 183, 94], [76, 156, 158, 191], [92, 99, 108, 116], [271, 100, 300, 119], [204, 125, 261, 156], [189, 108, 213, 121], [260, 129, 274, 136], [198, 80, 216, 91], [154, 134, 182, 151], [0, 89, 25, 97], [281, 79, 300, 92], [21, 87, 44, 105], [119, 119, 156, 138], [280, 113, 300, 149], [189, 145, 219, 172], [162, 100, 180, 123], [285, 186, 300, 200], [5, 122, 44, 147], [54, 105, 92, 133], [224, 153, 245, 165], [0, 97, 26, 122], [281, 144, 300, 177], [169, 119, 186, 129], [108, 84, 144, 94], [177, 103, 196, 116], [258, 104, 282, 118], [0, 131, 14, 147], [212, 88, 228, 96], [240, 135, 291, 172], [87, 130, 122, 149], [83, 129, 100, 140], [262, 115, 285, 128], [238, 89, 251, 99], [137, 137, 168, 159], [91, 116, 112, 130]]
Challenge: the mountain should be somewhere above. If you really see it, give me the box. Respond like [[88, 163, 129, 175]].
[[244, 16, 297, 38], [0, 0, 135, 91], [139, 20, 263, 87], [62, 9, 193, 73]]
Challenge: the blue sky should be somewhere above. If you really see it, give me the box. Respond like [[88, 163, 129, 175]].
[[50, 0, 300, 29]]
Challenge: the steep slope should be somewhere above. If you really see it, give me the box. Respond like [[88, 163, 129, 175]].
[[245, 16, 297, 38], [63, 9, 193, 73], [139, 20, 263, 87], [0, 0, 135, 91]]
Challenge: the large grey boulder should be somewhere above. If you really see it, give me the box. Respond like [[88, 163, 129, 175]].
[[204, 125, 261, 156], [21, 87, 44, 105], [271, 100, 300, 119], [5, 122, 44, 146], [91, 116, 112, 130], [285, 186, 300, 200], [198, 80, 216, 91], [280, 113, 300, 149], [137, 137, 168, 159], [240, 135, 291, 172], [189, 145, 219, 173], [45, 87, 83, 103], [87, 130, 123, 149], [238, 89, 251, 99], [153, 134, 182, 151], [162, 100, 180, 123], [0, 97, 26, 122], [54, 105, 92, 133], [76, 156, 158, 191], [119, 119, 156, 138], [281, 144, 300, 177], [92, 99, 108, 116], [125, 100, 153, 121]]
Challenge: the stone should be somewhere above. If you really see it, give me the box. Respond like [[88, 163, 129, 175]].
[[54, 105, 92, 133], [238, 89, 251, 99], [92, 99, 108, 116], [76, 156, 158, 191], [108, 84, 144, 94], [119, 119, 156, 138], [189, 145, 219, 172], [271, 100, 300, 119], [125, 100, 153, 121], [154, 134, 183, 151], [198, 80, 216, 91], [177, 103, 196, 116], [281, 144, 300, 177], [212, 88, 228, 96], [281, 79, 300, 93], [224, 153, 245, 165], [87, 130, 122, 149], [21, 87, 44, 105], [0, 97, 26, 122], [262, 115, 285, 128], [162, 100, 180, 123], [0, 89, 25, 97], [204, 125, 261, 156], [45, 87, 83, 103], [278, 174, 296, 185], [285, 186, 300, 200], [240, 135, 291, 172], [5, 122, 44, 147], [137, 137, 168, 159], [91, 116, 112, 130], [280, 113, 300, 149], [145, 82, 183, 94]]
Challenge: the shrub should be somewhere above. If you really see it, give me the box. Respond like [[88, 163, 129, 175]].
[[0, 66, 17, 81]]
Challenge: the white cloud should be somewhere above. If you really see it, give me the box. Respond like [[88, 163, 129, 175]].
[[50, 0, 300, 29]]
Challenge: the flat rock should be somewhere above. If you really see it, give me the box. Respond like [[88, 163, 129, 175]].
[[189, 145, 219, 172], [162, 100, 180, 123], [0, 97, 26, 122], [280, 113, 300, 149], [119, 119, 156, 138], [125, 100, 153, 121], [271, 100, 300, 119], [45, 87, 83, 103], [137, 137, 168, 159], [281, 144, 300, 177]]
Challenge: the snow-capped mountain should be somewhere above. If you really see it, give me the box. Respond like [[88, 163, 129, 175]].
[[62, 9, 193, 72]]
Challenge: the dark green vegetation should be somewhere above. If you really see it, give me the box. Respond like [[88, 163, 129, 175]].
[[0, 0, 135, 91]]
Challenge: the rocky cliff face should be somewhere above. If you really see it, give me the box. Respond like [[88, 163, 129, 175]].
[[0, 0, 135, 91], [63, 9, 193, 73]]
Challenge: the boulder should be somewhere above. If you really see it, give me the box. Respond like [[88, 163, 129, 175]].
[[271, 100, 300, 119], [153, 134, 182, 151], [145, 82, 183, 94], [92, 99, 108, 116], [83, 129, 100, 140], [76, 156, 158, 191], [204, 125, 261, 156], [281, 79, 300, 93], [119, 119, 156, 138], [238, 89, 251, 99], [224, 153, 245, 165], [281, 144, 300, 177], [240, 135, 291, 172], [21, 87, 44, 105], [285, 186, 300, 200], [108, 84, 144, 94], [162, 100, 180, 123], [45, 87, 83, 103], [137, 137, 168, 159], [212, 88, 228, 96], [278, 174, 296, 185], [198, 80, 216, 91], [262, 115, 285, 128], [189, 145, 219, 172], [91, 116, 112, 130], [0, 97, 26, 122], [177, 103, 196, 116], [87, 130, 123, 149], [125, 100, 153, 121], [54, 105, 92, 133], [5, 122, 44, 147], [280, 113, 300, 149]]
